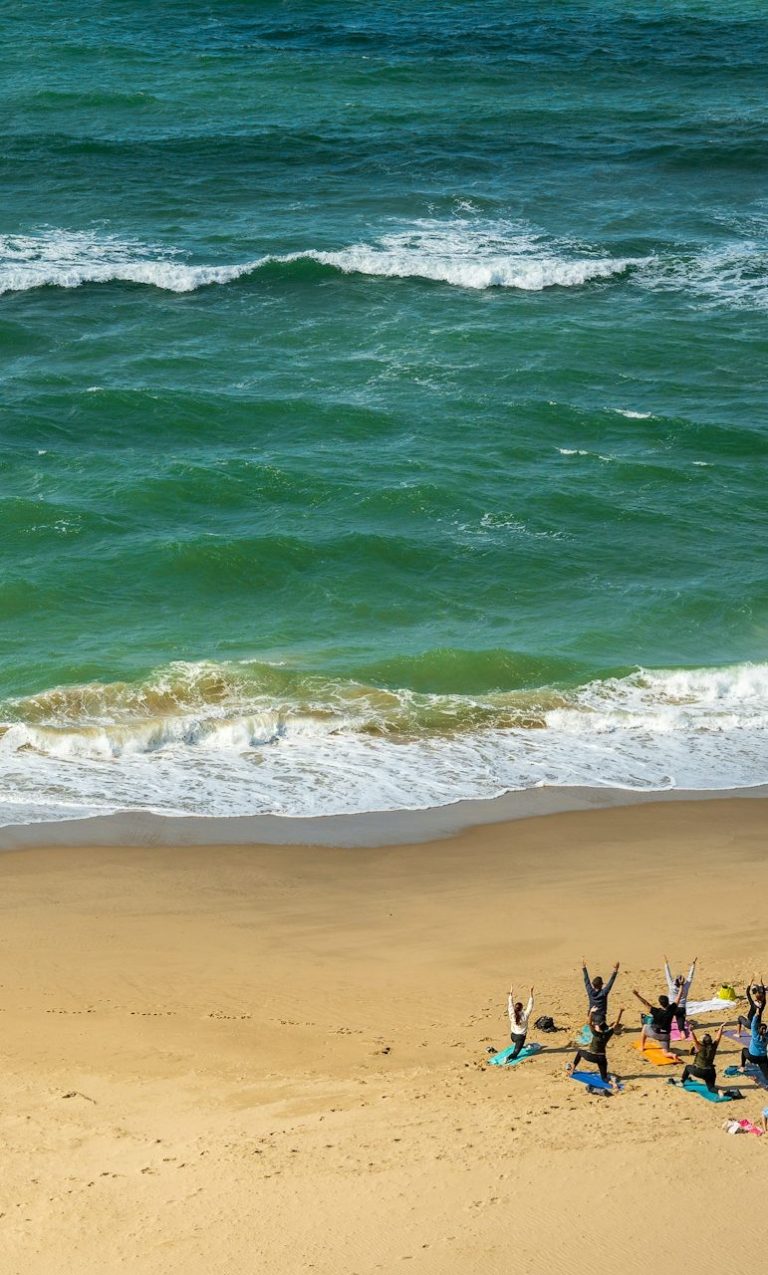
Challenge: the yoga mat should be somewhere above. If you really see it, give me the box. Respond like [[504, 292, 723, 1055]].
[[632, 1039, 680, 1066], [671, 1020, 692, 1042], [725, 1062, 768, 1091], [487, 1042, 543, 1067], [724, 1029, 748, 1044], [570, 1071, 622, 1094], [671, 1079, 739, 1103]]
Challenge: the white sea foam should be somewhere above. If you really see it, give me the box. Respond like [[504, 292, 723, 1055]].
[[3, 225, 764, 305], [1, 661, 766, 827], [637, 243, 768, 311], [0, 223, 639, 297], [0, 231, 251, 295], [302, 220, 636, 290]]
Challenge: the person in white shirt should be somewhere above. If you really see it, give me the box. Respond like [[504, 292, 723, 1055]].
[[508, 986, 535, 1059], [663, 955, 697, 1032]]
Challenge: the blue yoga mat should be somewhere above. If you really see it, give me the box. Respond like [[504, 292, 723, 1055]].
[[487, 1042, 543, 1067], [725, 1063, 768, 1091], [570, 1070, 621, 1093], [674, 1079, 738, 1103]]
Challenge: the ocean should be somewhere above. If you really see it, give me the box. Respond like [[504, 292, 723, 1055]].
[[1, 0, 767, 826]]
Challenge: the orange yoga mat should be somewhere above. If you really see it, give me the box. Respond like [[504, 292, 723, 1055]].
[[632, 1039, 681, 1066]]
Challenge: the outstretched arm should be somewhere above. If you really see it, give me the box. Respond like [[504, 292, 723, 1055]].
[[664, 957, 673, 992], [612, 1007, 625, 1030], [582, 961, 591, 992], [604, 962, 620, 995], [633, 988, 652, 1010], [689, 1028, 701, 1049], [686, 957, 697, 985]]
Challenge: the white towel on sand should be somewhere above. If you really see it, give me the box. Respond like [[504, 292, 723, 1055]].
[[686, 996, 740, 1016]]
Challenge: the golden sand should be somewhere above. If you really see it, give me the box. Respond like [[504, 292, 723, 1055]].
[[0, 797, 765, 1273]]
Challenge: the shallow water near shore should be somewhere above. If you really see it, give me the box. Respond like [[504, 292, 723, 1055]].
[[1, 1, 767, 824]]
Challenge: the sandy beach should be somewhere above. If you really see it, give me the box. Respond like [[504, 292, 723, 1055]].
[[1, 795, 766, 1274]]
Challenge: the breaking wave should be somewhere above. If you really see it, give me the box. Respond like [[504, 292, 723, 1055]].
[[1, 658, 767, 826], [0, 223, 639, 297], [3, 223, 765, 307]]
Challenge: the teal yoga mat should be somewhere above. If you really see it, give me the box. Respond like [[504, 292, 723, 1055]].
[[487, 1042, 543, 1067], [673, 1079, 739, 1103]]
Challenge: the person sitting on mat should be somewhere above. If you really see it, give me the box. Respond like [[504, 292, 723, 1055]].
[[507, 986, 535, 1059], [681, 1024, 725, 1093], [567, 1007, 624, 1090], [737, 977, 766, 1037], [633, 984, 684, 1053], [663, 954, 697, 1033], [582, 957, 620, 1026], [740, 1005, 768, 1082]]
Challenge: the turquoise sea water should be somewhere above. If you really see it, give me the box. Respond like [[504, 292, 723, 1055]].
[[2, 1, 767, 822]]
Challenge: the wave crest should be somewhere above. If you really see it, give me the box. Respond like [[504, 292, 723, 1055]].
[[1, 659, 767, 826], [3, 222, 765, 306], [7, 658, 768, 741], [0, 223, 639, 296]]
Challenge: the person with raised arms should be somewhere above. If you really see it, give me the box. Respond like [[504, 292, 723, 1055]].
[[567, 1007, 625, 1090], [663, 954, 697, 1033], [582, 957, 620, 1026], [507, 986, 535, 1060], [741, 1004, 768, 1083], [680, 1024, 725, 1094], [737, 976, 766, 1038], [633, 983, 684, 1053]]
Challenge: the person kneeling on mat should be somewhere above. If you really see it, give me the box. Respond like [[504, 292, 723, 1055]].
[[507, 986, 535, 1059], [681, 1024, 725, 1093], [741, 1006, 768, 1082], [633, 984, 683, 1052], [663, 954, 696, 1034], [738, 977, 766, 1037], [567, 1007, 624, 1090]]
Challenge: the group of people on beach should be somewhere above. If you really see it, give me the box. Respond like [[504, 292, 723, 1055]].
[[506, 957, 768, 1117]]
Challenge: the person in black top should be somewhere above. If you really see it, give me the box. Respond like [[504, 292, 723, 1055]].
[[737, 977, 766, 1037], [567, 1007, 624, 1088], [633, 984, 684, 1053], [582, 958, 620, 1027], [681, 1025, 725, 1093]]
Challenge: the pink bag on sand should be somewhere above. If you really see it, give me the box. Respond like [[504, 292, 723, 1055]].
[[723, 1118, 763, 1137]]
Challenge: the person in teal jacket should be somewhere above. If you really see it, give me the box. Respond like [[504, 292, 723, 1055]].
[[741, 1007, 768, 1083]]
